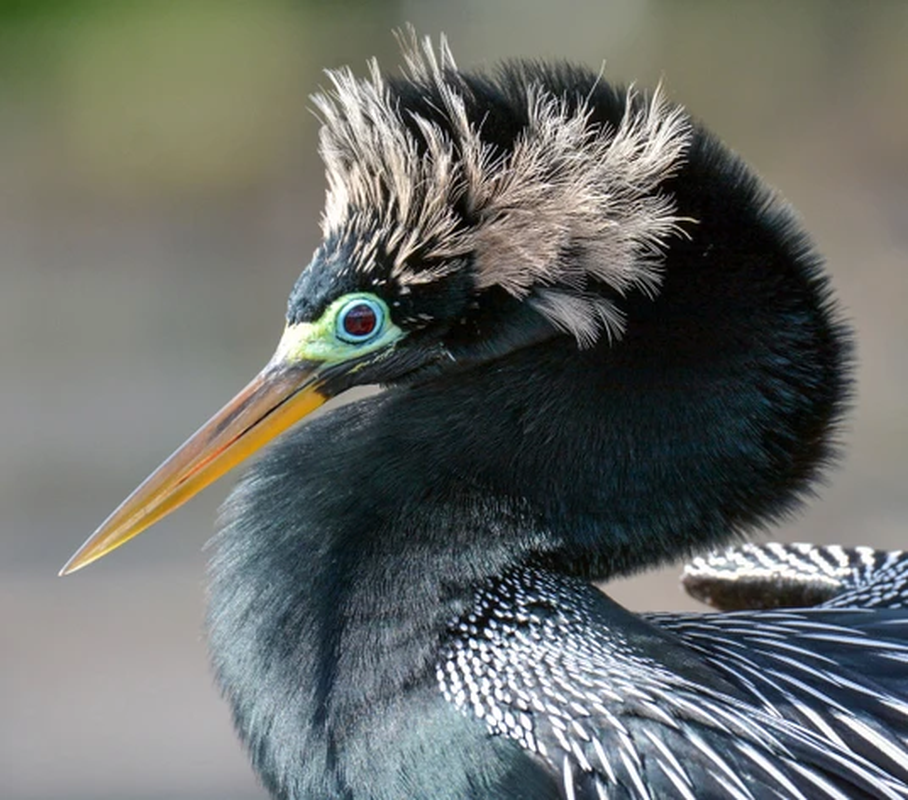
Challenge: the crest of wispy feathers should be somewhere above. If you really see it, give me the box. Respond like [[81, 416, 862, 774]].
[[312, 34, 692, 345]]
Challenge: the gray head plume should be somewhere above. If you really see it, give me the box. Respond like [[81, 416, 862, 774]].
[[311, 33, 692, 345]]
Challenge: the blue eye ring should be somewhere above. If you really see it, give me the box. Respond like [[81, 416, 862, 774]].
[[335, 296, 386, 344]]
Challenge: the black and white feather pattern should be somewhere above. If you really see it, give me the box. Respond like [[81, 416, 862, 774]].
[[437, 562, 908, 799], [683, 543, 908, 611]]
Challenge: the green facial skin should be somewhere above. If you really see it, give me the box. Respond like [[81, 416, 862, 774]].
[[272, 293, 404, 367]]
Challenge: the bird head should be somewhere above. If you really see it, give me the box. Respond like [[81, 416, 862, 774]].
[[60, 35, 700, 573]]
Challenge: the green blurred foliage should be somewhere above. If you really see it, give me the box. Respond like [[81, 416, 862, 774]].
[[0, 0, 397, 200]]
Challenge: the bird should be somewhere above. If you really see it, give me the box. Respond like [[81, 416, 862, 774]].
[[61, 34, 908, 800]]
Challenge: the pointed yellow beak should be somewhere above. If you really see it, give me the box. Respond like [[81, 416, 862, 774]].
[[60, 358, 328, 575]]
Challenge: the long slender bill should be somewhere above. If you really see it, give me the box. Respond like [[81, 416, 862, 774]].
[[60, 360, 327, 575]]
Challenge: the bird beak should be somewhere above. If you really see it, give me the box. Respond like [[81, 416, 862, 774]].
[[60, 355, 329, 575]]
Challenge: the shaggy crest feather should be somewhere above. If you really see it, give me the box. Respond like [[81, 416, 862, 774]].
[[312, 33, 693, 344]]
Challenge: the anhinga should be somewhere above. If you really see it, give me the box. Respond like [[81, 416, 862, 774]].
[[62, 36, 908, 800]]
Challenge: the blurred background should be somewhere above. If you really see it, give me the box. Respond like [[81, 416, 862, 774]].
[[2, 1, 906, 798]]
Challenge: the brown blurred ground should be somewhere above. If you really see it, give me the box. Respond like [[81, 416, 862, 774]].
[[1, 2, 906, 798]]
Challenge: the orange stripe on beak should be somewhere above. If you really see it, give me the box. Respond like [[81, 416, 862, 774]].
[[60, 362, 328, 575]]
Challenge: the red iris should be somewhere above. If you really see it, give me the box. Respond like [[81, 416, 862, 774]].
[[342, 303, 378, 337]]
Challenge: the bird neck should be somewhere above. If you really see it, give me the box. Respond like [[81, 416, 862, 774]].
[[207, 401, 552, 797], [207, 266, 841, 791]]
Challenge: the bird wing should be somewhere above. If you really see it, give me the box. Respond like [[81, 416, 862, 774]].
[[646, 607, 908, 789], [682, 543, 908, 611], [438, 567, 908, 800]]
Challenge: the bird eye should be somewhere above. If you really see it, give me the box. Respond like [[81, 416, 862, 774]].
[[335, 297, 385, 343]]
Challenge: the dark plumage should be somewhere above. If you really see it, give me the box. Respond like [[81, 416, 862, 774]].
[[64, 35, 908, 800]]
